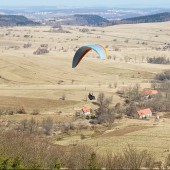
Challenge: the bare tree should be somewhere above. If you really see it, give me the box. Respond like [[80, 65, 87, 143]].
[[96, 93, 115, 126], [42, 117, 53, 135]]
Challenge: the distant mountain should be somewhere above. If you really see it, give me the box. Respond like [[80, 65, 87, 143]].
[[1, 12, 170, 27], [0, 15, 39, 26], [121, 12, 170, 24], [45, 12, 170, 27]]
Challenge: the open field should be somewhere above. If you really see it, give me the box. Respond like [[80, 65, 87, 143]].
[[0, 23, 170, 109], [0, 22, 170, 161]]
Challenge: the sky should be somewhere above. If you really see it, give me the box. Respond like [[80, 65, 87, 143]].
[[0, 0, 170, 8]]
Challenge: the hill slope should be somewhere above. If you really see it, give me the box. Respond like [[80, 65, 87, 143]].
[[121, 12, 170, 24], [73, 14, 109, 26], [45, 14, 109, 26], [0, 15, 39, 26]]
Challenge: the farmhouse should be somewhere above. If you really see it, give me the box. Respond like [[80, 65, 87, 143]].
[[142, 89, 158, 95], [142, 89, 158, 99], [137, 108, 152, 119], [80, 107, 91, 115]]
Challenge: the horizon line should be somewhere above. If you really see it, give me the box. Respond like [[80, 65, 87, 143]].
[[0, 6, 170, 9]]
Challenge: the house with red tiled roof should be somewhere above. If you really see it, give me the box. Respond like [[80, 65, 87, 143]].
[[142, 89, 158, 100], [142, 89, 158, 95], [137, 108, 152, 119], [81, 107, 91, 115]]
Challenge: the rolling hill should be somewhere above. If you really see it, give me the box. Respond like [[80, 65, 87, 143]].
[[45, 12, 170, 26], [0, 14, 39, 26], [121, 12, 170, 24], [73, 14, 109, 26], [44, 14, 110, 26]]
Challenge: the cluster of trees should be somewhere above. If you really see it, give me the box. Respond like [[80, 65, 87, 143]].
[[151, 71, 170, 111], [0, 106, 26, 115], [155, 70, 170, 81], [0, 130, 169, 169], [92, 93, 124, 126], [118, 79, 170, 117], [147, 56, 170, 64], [96, 93, 115, 126], [17, 117, 54, 136]]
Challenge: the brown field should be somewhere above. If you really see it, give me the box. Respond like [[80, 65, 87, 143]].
[[0, 22, 170, 160], [101, 125, 154, 137]]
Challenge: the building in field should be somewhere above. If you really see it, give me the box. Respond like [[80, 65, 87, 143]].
[[81, 107, 91, 115], [142, 89, 158, 99], [137, 108, 152, 119]]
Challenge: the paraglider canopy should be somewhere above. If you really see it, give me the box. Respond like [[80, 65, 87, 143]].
[[72, 44, 108, 68]]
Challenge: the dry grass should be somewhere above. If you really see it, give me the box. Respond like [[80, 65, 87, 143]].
[[0, 22, 170, 160], [0, 96, 79, 113], [0, 113, 75, 123]]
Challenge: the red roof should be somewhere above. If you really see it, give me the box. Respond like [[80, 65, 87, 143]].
[[137, 108, 152, 116], [82, 107, 90, 113], [142, 89, 158, 95]]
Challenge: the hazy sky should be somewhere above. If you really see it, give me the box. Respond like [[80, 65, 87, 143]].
[[0, 0, 170, 8]]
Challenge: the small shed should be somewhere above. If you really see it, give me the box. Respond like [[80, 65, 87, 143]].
[[137, 108, 152, 119]]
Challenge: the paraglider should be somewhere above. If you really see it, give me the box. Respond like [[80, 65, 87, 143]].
[[72, 44, 108, 68], [88, 92, 95, 100]]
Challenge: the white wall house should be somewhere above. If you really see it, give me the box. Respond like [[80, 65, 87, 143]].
[[137, 108, 152, 119]]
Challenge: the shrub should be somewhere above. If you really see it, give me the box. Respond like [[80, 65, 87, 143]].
[[40, 44, 48, 48], [23, 43, 32, 48], [42, 117, 54, 135], [31, 109, 40, 115], [79, 28, 89, 33], [103, 145, 157, 170], [125, 39, 129, 43], [16, 107, 26, 114], [80, 134, 86, 140], [60, 94, 66, 100], [0, 107, 15, 115], [155, 70, 170, 81], [33, 47, 49, 55]]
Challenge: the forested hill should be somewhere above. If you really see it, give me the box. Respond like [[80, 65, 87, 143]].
[[0, 15, 39, 26], [121, 12, 170, 24], [1, 12, 170, 27], [73, 14, 109, 26]]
